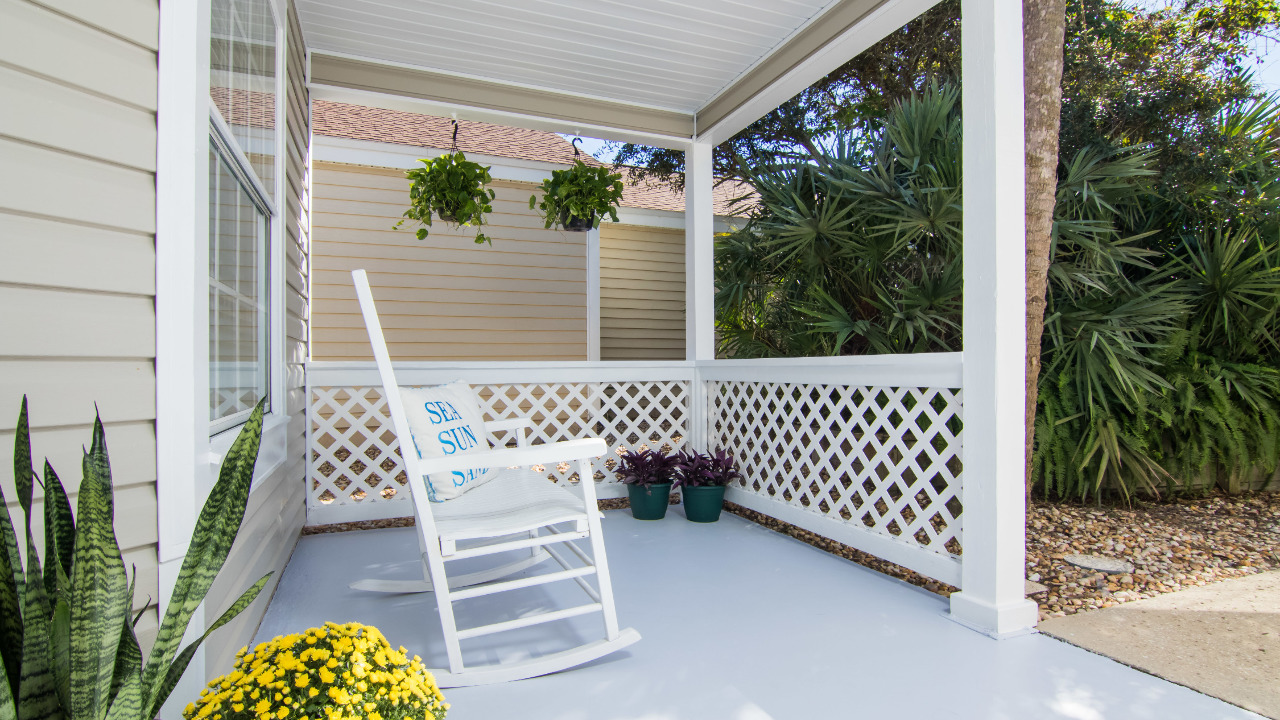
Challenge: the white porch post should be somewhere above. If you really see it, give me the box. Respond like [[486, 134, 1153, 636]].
[[685, 140, 715, 450], [949, 0, 1039, 635], [586, 227, 601, 362]]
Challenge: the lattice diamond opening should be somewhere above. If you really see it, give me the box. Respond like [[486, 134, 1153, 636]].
[[308, 381, 690, 509], [708, 381, 963, 558]]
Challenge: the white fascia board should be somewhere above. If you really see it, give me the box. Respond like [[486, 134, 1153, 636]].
[[310, 83, 693, 152], [611, 207, 741, 234], [696, 0, 943, 145]]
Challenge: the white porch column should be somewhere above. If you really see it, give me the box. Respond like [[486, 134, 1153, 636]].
[[685, 140, 715, 450], [586, 227, 601, 362], [949, 0, 1039, 636]]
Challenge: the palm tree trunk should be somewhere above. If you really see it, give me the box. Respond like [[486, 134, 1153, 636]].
[[1024, 0, 1067, 495]]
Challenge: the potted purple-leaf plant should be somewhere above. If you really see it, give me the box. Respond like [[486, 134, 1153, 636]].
[[616, 448, 679, 520], [673, 449, 742, 522]]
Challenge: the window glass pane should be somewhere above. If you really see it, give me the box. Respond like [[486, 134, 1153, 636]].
[[210, 0, 276, 201], [209, 142, 269, 426]]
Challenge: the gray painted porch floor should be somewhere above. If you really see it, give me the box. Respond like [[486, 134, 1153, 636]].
[[256, 510, 1261, 720]]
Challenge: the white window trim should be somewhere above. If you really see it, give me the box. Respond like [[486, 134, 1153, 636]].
[[203, 0, 290, 493], [157, 0, 290, 577]]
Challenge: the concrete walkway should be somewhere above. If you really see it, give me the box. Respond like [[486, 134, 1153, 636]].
[[1040, 571, 1280, 719]]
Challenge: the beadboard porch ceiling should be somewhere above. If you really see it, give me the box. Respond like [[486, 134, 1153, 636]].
[[296, 0, 934, 144]]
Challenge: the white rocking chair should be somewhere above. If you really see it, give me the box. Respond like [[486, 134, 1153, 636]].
[[348, 269, 640, 686]]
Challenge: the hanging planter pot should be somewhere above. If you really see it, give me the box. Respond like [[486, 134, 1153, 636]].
[[394, 121, 498, 245], [559, 209, 596, 232], [531, 156, 624, 232]]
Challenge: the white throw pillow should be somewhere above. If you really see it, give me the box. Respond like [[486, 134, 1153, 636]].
[[399, 382, 495, 501]]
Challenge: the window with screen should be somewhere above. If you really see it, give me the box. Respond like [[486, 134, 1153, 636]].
[[208, 0, 278, 433]]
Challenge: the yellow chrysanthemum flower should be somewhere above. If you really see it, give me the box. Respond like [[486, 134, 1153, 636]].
[[185, 623, 446, 720]]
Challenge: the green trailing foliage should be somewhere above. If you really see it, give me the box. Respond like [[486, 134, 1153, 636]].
[[529, 159, 624, 231], [0, 397, 273, 720], [719, 84, 1280, 501], [396, 152, 498, 245]]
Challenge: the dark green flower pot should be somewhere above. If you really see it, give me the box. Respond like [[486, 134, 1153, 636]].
[[682, 485, 726, 523], [627, 482, 672, 520]]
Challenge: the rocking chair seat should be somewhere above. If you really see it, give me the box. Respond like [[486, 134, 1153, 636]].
[[433, 468, 591, 543]]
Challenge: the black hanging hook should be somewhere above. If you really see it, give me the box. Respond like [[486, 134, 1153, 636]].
[[571, 137, 583, 157]]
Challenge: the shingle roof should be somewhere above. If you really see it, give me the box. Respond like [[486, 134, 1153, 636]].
[[313, 101, 747, 216]]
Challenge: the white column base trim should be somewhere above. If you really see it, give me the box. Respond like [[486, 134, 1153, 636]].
[[948, 591, 1038, 638]]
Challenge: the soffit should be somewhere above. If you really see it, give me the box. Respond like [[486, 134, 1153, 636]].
[[297, 0, 839, 118]]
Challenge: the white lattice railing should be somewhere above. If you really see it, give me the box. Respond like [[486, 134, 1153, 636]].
[[704, 355, 964, 586], [304, 355, 963, 586], [305, 362, 694, 524]]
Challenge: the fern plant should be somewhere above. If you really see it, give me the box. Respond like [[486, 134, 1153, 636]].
[[396, 153, 497, 245], [0, 398, 272, 720]]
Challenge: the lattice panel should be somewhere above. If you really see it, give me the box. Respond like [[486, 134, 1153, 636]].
[[308, 382, 690, 509], [709, 382, 964, 558]]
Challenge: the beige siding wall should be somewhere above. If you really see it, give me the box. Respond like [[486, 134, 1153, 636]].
[[599, 224, 686, 360], [0, 0, 161, 647], [202, 2, 311, 676], [311, 165, 589, 361]]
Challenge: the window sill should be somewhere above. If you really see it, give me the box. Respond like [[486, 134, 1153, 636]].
[[207, 411, 291, 493]]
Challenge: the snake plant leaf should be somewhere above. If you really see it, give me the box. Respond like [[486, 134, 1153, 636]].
[[68, 434, 128, 720], [104, 609, 142, 720], [149, 573, 271, 717], [84, 412, 113, 517], [0, 504, 23, 702], [101, 621, 139, 720], [41, 463, 74, 603], [48, 600, 69, 714], [17, 544, 60, 720], [139, 401, 264, 718], [101, 672, 138, 720], [14, 398, 33, 522], [106, 574, 141, 712], [3, 404, 27, 626], [0, 653, 14, 720]]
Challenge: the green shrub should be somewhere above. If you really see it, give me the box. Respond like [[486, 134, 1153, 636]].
[[717, 83, 1280, 501]]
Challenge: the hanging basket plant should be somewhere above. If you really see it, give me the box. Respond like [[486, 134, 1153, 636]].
[[395, 151, 497, 245], [530, 158, 625, 232]]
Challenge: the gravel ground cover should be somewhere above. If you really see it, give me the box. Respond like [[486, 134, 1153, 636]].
[[731, 492, 1280, 621], [1026, 492, 1280, 620], [303, 490, 1279, 623]]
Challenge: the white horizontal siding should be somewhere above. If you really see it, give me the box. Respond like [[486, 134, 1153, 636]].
[[0, 0, 160, 650], [599, 224, 686, 360]]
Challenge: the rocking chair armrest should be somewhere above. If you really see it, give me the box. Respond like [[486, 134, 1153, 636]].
[[416, 438, 608, 476], [483, 418, 534, 433]]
